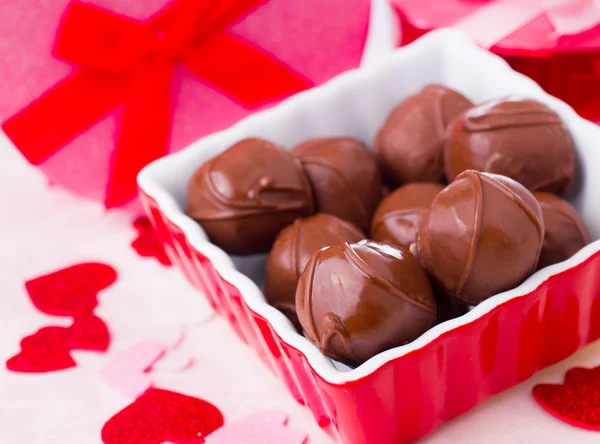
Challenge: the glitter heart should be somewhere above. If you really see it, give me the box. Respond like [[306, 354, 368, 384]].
[[101, 388, 224, 444], [131, 216, 172, 266], [25, 263, 117, 316], [6, 327, 76, 372], [65, 313, 110, 352], [532, 366, 600, 431]]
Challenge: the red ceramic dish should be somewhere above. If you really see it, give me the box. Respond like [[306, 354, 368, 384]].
[[138, 30, 600, 444]]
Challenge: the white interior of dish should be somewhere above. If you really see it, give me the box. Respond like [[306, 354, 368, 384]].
[[138, 29, 600, 384]]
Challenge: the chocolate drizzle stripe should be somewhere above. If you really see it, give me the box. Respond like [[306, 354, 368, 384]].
[[320, 312, 353, 362], [303, 251, 321, 344], [457, 172, 484, 296], [463, 110, 562, 132], [302, 159, 370, 229], [482, 175, 545, 275], [481, 175, 544, 239], [205, 156, 309, 212], [343, 244, 435, 314]]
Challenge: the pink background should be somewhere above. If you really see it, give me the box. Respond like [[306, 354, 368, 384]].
[[0, 0, 369, 204]]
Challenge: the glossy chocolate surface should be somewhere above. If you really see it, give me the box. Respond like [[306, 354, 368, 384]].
[[444, 98, 575, 194], [374, 84, 473, 187], [371, 183, 444, 248], [416, 170, 544, 305], [534, 192, 591, 269], [292, 137, 383, 232], [264, 214, 365, 330], [296, 240, 436, 366], [187, 138, 314, 255]]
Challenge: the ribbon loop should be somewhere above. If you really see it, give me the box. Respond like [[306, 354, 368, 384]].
[[55, 2, 153, 73], [3, 0, 311, 207]]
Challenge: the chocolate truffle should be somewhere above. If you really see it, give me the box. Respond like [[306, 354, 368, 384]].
[[296, 240, 436, 366], [444, 98, 575, 194], [292, 137, 383, 232], [416, 170, 544, 305], [374, 84, 473, 187], [534, 192, 591, 269], [264, 213, 365, 329], [187, 138, 314, 255], [371, 183, 444, 248]]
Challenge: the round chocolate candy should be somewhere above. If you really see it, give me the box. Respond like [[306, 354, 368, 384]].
[[371, 182, 444, 248], [187, 138, 314, 255], [534, 192, 591, 270], [295, 240, 436, 366], [292, 137, 383, 232], [416, 170, 544, 305], [264, 213, 365, 329], [374, 84, 473, 187], [444, 98, 575, 194]]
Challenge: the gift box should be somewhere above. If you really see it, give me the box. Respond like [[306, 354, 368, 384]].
[[390, 0, 600, 122], [138, 30, 600, 444], [0, 0, 373, 208]]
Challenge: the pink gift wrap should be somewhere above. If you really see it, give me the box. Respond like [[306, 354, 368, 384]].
[[391, 0, 600, 121], [0, 0, 370, 209]]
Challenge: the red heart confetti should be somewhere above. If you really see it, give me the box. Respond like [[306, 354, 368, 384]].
[[25, 263, 117, 316], [65, 313, 110, 352], [533, 366, 600, 431], [6, 327, 76, 372], [101, 388, 224, 444], [7, 317, 111, 373], [131, 216, 172, 266], [7, 263, 116, 372]]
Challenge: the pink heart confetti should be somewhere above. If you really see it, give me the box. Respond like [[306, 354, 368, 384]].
[[205, 410, 307, 444], [100, 340, 166, 399]]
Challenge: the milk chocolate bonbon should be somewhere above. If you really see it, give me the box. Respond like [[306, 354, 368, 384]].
[[296, 240, 436, 366], [416, 170, 544, 305], [187, 138, 314, 255]]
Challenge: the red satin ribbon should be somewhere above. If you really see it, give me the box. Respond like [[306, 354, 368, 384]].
[[2, 0, 311, 207]]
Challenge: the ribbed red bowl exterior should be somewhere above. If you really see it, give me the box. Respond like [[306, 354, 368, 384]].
[[140, 191, 600, 444]]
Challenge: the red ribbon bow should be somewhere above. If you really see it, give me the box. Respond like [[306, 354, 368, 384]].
[[2, 0, 311, 207]]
